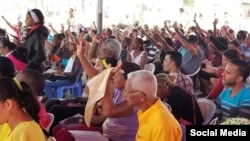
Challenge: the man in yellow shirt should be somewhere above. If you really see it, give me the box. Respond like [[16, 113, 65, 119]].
[[124, 70, 183, 141]]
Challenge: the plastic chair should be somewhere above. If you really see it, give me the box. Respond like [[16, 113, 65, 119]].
[[197, 98, 216, 125], [144, 63, 155, 73], [45, 113, 54, 132], [57, 68, 83, 98], [186, 66, 201, 77]]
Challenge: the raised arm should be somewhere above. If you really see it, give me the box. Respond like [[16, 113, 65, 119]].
[[76, 38, 99, 78], [48, 23, 59, 34], [175, 33, 197, 55], [2, 16, 15, 30], [101, 62, 134, 117]]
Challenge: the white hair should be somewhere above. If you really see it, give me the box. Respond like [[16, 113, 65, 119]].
[[127, 70, 157, 98], [105, 38, 121, 59]]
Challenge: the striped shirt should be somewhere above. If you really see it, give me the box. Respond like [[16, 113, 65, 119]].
[[217, 85, 250, 121]]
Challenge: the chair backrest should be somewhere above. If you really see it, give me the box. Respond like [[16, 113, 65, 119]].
[[197, 98, 216, 125], [45, 113, 54, 132], [186, 66, 201, 77], [72, 68, 83, 85], [144, 63, 155, 73]]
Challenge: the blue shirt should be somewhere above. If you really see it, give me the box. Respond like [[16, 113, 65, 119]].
[[219, 85, 250, 120]]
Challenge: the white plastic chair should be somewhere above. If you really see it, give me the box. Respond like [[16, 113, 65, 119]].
[[197, 98, 216, 125], [45, 113, 54, 132], [144, 63, 155, 73]]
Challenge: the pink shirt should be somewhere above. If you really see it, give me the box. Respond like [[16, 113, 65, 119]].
[[37, 97, 49, 129], [7, 53, 27, 71]]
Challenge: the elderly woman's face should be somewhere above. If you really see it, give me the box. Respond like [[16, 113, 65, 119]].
[[25, 13, 35, 26], [97, 44, 113, 60]]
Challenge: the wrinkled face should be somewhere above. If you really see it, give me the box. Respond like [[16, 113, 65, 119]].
[[25, 13, 35, 26], [124, 80, 144, 106], [222, 63, 241, 86], [97, 43, 113, 60]]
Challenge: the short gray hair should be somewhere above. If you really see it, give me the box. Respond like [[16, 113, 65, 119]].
[[127, 70, 157, 97], [104, 38, 121, 59]]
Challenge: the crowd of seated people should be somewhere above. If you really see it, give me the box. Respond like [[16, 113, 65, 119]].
[[1, 6, 250, 141]]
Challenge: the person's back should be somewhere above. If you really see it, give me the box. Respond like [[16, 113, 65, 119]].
[[156, 73, 203, 125]]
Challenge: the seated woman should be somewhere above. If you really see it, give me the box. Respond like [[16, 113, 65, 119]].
[[0, 78, 46, 141], [43, 41, 82, 98], [156, 73, 204, 125], [52, 61, 141, 141], [15, 69, 49, 129]]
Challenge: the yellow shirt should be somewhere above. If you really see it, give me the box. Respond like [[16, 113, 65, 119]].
[[136, 98, 182, 141], [3, 121, 46, 141], [0, 123, 10, 139]]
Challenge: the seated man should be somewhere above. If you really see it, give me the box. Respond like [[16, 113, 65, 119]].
[[156, 73, 203, 125], [124, 70, 182, 141], [213, 59, 250, 123], [162, 51, 193, 94]]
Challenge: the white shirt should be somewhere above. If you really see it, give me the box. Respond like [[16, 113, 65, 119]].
[[64, 55, 76, 73]]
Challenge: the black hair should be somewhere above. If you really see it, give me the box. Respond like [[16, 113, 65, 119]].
[[106, 28, 112, 35], [0, 56, 15, 78], [91, 29, 97, 35], [223, 48, 242, 60], [17, 69, 45, 96], [165, 37, 173, 47], [236, 30, 248, 41], [134, 38, 144, 51], [229, 39, 240, 48], [123, 37, 132, 45], [102, 58, 118, 69], [28, 9, 45, 25], [216, 37, 228, 46], [0, 28, 9, 39], [11, 47, 29, 63], [84, 34, 92, 42], [121, 61, 141, 79], [0, 78, 40, 123], [0, 38, 16, 51], [166, 51, 182, 68], [229, 59, 250, 82]]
